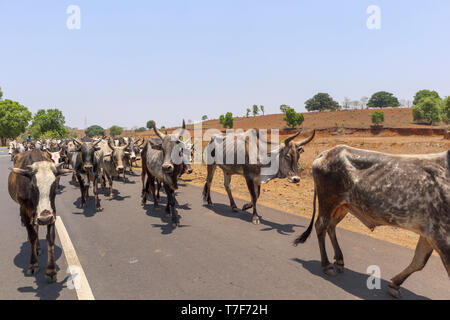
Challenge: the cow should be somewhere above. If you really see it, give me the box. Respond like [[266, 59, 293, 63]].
[[98, 138, 131, 197], [8, 149, 72, 282], [126, 137, 145, 172], [203, 129, 315, 225], [71, 138, 103, 211], [140, 121, 189, 227], [293, 145, 450, 298]]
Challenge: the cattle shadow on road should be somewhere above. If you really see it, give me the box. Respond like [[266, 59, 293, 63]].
[[291, 258, 430, 300], [14, 240, 70, 300], [143, 196, 192, 235], [204, 203, 304, 236]]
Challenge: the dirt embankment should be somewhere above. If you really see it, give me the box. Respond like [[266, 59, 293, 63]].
[[182, 135, 449, 252]]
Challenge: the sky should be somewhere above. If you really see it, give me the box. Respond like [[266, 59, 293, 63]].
[[1, 0, 449, 129]]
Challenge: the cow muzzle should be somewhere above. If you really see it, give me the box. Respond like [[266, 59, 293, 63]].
[[288, 176, 301, 183], [37, 210, 55, 225], [162, 163, 174, 174], [83, 164, 93, 171], [116, 165, 124, 173]]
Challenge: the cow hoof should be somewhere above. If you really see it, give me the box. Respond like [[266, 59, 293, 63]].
[[334, 262, 345, 273], [36, 248, 42, 256], [97, 207, 104, 212], [252, 217, 260, 225], [323, 265, 337, 277], [231, 207, 239, 212], [25, 265, 39, 276], [45, 273, 57, 283], [388, 284, 402, 299]]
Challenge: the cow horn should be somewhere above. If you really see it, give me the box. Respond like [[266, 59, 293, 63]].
[[72, 138, 82, 146], [107, 138, 116, 150], [295, 130, 316, 147], [153, 123, 165, 139], [93, 138, 102, 146], [283, 130, 302, 146]]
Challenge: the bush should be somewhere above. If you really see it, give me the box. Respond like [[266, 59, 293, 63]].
[[371, 110, 384, 126], [413, 90, 440, 106], [444, 97, 450, 121], [283, 107, 304, 128], [412, 97, 443, 124], [135, 127, 146, 132], [219, 112, 234, 128], [85, 125, 105, 138], [109, 125, 123, 137]]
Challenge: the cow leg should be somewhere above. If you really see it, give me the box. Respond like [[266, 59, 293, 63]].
[[389, 236, 433, 298], [93, 175, 103, 212], [327, 206, 347, 273], [156, 180, 161, 200], [106, 171, 113, 198], [76, 173, 86, 208], [148, 175, 159, 209], [24, 210, 39, 276], [242, 185, 260, 211], [34, 225, 42, 256], [202, 164, 216, 206], [315, 199, 336, 276], [45, 223, 57, 283], [164, 184, 178, 227], [141, 168, 148, 205], [244, 178, 260, 225], [223, 173, 238, 212]]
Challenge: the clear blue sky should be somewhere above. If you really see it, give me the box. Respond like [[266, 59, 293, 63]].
[[1, 1, 449, 129]]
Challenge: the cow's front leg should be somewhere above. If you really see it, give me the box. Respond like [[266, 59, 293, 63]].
[[76, 174, 86, 208], [93, 176, 103, 212], [34, 225, 42, 256], [45, 223, 57, 283], [24, 220, 39, 276]]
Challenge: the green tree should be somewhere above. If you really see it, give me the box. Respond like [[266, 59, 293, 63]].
[[0, 99, 32, 145], [202, 115, 208, 121], [0, 87, 3, 100], [219, 112, 233, 128], [85, 125, 105, 138], [305, 93, 340, 112], [252, 104, 259, 116], [260, 105, 265, 115], [412, 97, 443, 124], [371, 110, 385, 126], [280, 104, 289, 114], [109, 125, 123, 137], [135, 127, 146, 132], [367, 91, 400, 109], [146, 120, 155, 129], [69, 131, 79, 139], [283, 107, 304, 128], [28, 108, 68, 139], [246, 108, 251, 117], [444, 97, 450, 120], [413, 89, 440, 106]]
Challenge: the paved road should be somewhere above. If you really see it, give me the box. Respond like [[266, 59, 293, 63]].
[[0, 148, 448, 300]]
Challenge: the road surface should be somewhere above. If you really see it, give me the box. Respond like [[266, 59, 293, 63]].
[[0, 148, 448, 300]]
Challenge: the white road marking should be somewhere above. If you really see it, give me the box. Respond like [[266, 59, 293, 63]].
[[55, 216, 95, 300]]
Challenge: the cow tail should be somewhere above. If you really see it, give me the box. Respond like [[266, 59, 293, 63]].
[[293, 189, 317, 246]]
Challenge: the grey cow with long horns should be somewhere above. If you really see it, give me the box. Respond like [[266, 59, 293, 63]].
[[203, 129, 315, 225]]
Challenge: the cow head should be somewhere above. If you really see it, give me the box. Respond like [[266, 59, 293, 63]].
[[152, 121, 187, 189], [277, 130, 315, 183], [73, 138, 101, 172], [10, 161, 72, 225], [107, 138, 130, 173], [129, 138, 145, 161]]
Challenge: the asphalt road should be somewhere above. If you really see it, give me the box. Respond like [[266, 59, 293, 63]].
[[0, 148, 448, 300]]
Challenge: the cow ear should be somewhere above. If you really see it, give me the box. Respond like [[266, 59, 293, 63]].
[[56, 168, 74, 177]]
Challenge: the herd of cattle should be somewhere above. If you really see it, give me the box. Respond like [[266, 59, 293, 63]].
[[5, 121, 450, 298]]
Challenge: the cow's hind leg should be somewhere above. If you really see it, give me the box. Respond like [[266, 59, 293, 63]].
[[244, 178, 260, 225], [93, 175, 103, 212], [223, 173, 238, 212], [389, 236, 433, 298], [314, 198, 336, 276], [202, 164, 216, 206], [141, 167, 147, 205], [327, 206, 347, 273], [45, 223, 57, 283]]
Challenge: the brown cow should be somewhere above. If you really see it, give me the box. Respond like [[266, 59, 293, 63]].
[[8, 149, 72, 282], [294, 145, 450, 298]]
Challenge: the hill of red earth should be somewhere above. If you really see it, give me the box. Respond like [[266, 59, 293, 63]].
[[197, 107, 438, 131]]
